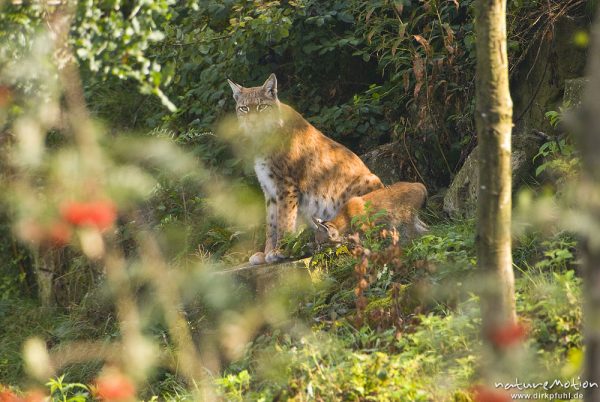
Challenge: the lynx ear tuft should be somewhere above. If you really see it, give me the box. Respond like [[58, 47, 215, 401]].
[[262, 73, 278, 100], [227, 79, 243, 101]]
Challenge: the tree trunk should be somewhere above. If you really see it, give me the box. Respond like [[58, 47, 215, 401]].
[[33, 249, 59, 307], [581, 8, 600, 402], [474, 0, 517, 333]]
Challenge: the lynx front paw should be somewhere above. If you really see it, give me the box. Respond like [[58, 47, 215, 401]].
[[249, 252, 266, 265], [265, 249, 286, 264]]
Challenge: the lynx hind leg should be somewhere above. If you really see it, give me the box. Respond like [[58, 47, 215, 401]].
[[414, 215, 429, 235], [400, 215, 428, 244]]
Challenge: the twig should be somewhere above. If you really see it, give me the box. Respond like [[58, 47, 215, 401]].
[[530, 129, 551, 142], [531, 129, 564, 154]]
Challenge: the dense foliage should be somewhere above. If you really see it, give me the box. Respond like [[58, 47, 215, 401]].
[[106, 0, 481, 185]]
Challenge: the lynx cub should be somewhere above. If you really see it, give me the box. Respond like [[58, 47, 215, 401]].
[[227, 74, 383, 265], [313, 181, 428, 244]]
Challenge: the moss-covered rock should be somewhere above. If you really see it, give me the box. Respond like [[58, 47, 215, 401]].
[[443, 134, 542, 218], [564, 78, 588, 108]]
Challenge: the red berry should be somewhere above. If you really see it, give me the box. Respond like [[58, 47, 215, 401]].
[[95, 370, 136, 401], [488, 321, 528, 348], [0, 390, 23, 402], [61, 200, 117, 231]]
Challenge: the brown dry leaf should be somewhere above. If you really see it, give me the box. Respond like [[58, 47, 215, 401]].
[[391, 38, 402, 56], [413, 56, 425, 98], [414, 81, 423, 100], [426, 81, 434, 101], [403, 71, 410, 94], [413, 55, 424, 81], [413, 34, 432, 57], [417, 104, 428, 130], [367, 28, 377, 44], [365, 7, 374, 22]]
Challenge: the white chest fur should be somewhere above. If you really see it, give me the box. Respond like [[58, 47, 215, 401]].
[[254, 158, 339, 224], [254, 158, 277, 199]]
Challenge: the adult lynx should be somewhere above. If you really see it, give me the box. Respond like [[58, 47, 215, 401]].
[[228, 74, 383, 265]]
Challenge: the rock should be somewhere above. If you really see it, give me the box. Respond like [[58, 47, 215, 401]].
[[443, 134, 542, 218], [563, 78, 588, 108], [442, 149, 478, 218], [360, 142, 422, 185]]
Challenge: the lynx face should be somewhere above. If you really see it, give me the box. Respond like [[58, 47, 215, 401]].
[[228, 74, 282, 137], [313, 217, 342, 244]]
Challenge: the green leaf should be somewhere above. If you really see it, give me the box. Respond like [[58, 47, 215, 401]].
[[536, 162, 550, 176]]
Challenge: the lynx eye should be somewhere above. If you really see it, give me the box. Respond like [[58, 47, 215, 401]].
[[238, 106, 249, 113], [257, 104, 271, 112]]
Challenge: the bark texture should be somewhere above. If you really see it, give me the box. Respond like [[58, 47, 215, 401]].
[[474, 0, 517, 332], [582, 8, 600, 402]]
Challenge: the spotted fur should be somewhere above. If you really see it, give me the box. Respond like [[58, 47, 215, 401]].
[[314, 181, 429, 244], [228, 74, 384, 264]]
